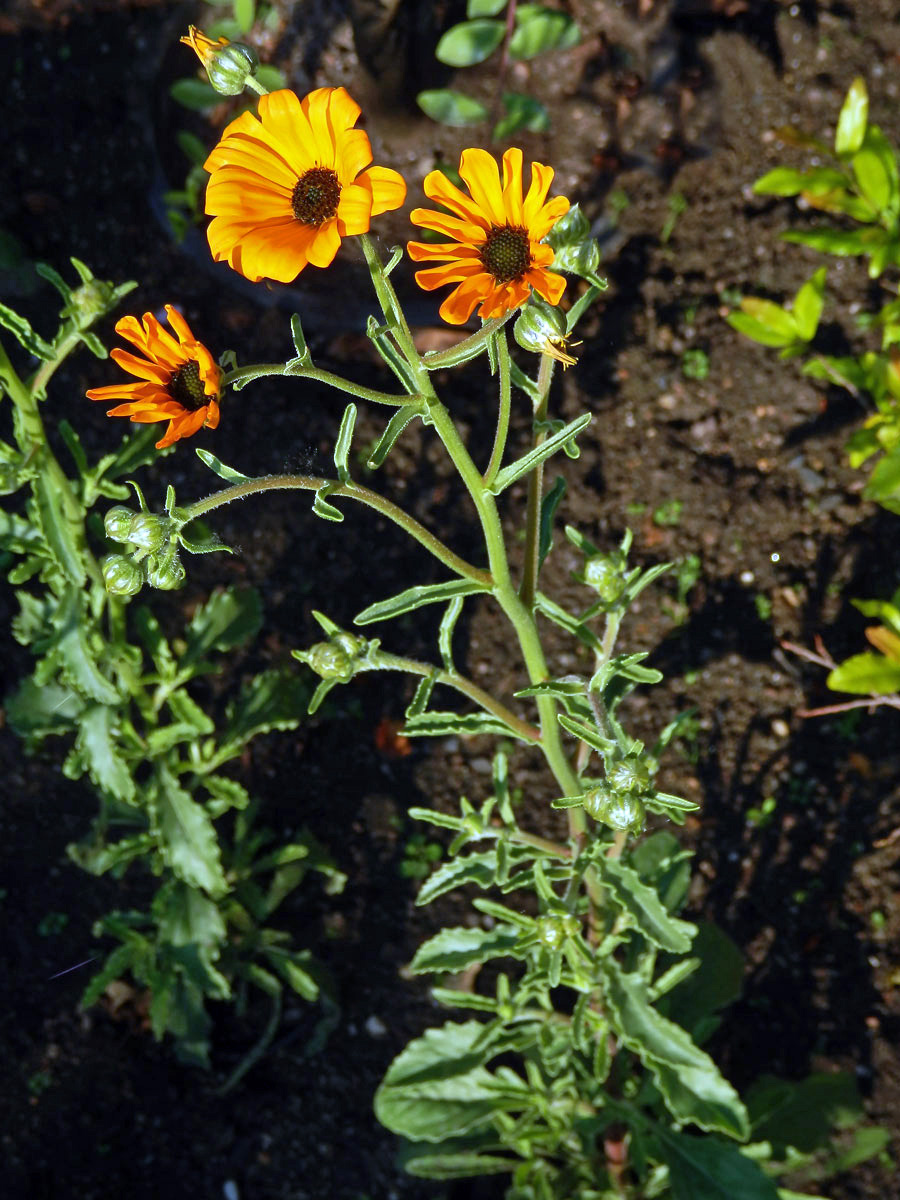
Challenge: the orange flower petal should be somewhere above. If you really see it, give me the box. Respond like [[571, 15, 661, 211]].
[[530, 193, 570, 241], [256, 89, 317, 172], [335, 127, 373, 183], [500, 147, 525, 224], [438, 275, 490, 325], [361, 165, 407, 216], [423, 169, 491, 229], [458, 148, 506, 227], [305, 221, 342, 269], [526, 267, 566, 306], [410, 207, 486, 244], [109, 348, 172, 386], [413, 260, 485, 291], [406, 240, 482, 263], [336, 181, 374, 236]]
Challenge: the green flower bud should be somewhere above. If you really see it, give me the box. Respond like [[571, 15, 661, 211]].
[[607, 754, 652, 795], [69, 278, 117, 329], [514, 297, 576, 367], [126, 512, 169, 553], [181, 27, 258, 96], [101, 553, 143, 596], [582, 552, 627, 604], [144, 552, 186, 591], [547, 203, 592, 248], [104, 506, 136, 543], [305, 641, 355, 682], [333, 631, 367, 658], [584, 785, 645, 832], [537, 916, 566, 949]]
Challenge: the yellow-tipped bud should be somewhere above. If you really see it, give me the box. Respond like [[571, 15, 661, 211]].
[[180, 25, 259, 96]]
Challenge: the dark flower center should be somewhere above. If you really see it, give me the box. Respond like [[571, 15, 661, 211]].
[[291, 167, 342, 226], [170, 360, 207, 411], [480, 223, 532, 284]]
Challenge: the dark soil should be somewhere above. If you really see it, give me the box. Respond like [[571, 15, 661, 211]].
[[2, 1, 900, 1197]]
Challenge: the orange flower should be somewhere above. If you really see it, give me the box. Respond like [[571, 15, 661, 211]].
[[408, 148, 570, 325], [203, 87, 407, 283], [179, 25, 229, 70], [86, 306, 221, 449]]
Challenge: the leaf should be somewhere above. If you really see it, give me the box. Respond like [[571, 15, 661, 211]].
[[663, 922, 745, 1037], [0, 300, 53, 359], [34, 472, 86, 585], [594, 857, 696, 953], [203, 774, 250, 817], [435, 19, 505, 66], [312, 485, 343, 521], [538, 476, 565, 568], [5, 677, 83, 736], [827, 652, 900, 695], [655, 1129, 779, 1200], [169, 77, 220, 111], [510, 5, 580, 59], [863, 443, 900, 505], [403, 711, 523, 738], [334, 402, 356, 482], [155, 767, 227, 898], [752, 166, 816, 196], [220, 668, 310, 751], [835, 76, 868, 156], [417, 90, 490, 127], [493, 93, 549, 140], [745, 1072, 861, 1156], [355, 578, 489, 625], [439, 595, 464, 671], [195, 448, 252, 483], [792, 267, 827, 342], [166, 688, 215, 735], [50, 587, 118, 704], [154, 880, 230, 1000], [558, 712, 616, 758], [375, 1021, 525, 1142], [853, 145, 893, 214], [367, 404, 421, 469], [182, 586, 263, 669], [601, 960, 749, 1138], [467, 0, 506, 15], [75, 704, 135, 802], [411, 926, 521, 974], [782, 229, 868, 257], [736, 297, 799, 341], [488, 414, 592, 494], [234, 0, 255, 33], [402, 1150, 514, 1179]]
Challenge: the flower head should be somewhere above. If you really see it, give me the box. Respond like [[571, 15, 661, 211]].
[[180, 25, 229, 70], [86, 306, 221, 449], [203, 87, 407, 284], [407, 148, 570, 326]]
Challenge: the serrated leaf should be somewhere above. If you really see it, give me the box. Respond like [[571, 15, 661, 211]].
[[602, 960, 749, 1138], [34, 472, 86, 585], [5, 677, 83, 736], [835, 76, 868, 156], [166, 688, 215, 735], [411, 926, 521, 974], [76, 704, 135, 802], [223, 667, 311, 747], [656, 1130, 779, 1200], [154, 880, 230, 999], [488, 414, 592, 494], [155, 767, 227, 897], [436, 19, 505, 66], [595, 857, 696, 953], [51, 587, 118, 704], [0, 300, 53, 359], [375, 1021, 525, 1142], [403, 711, 521, 738], [182, 586, 262, 669], [417, 90, 490, 127], [355, 578, 489, 625], [203, 774, 250, 816]]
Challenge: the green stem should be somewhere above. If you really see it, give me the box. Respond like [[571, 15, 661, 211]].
[[422, 314, 514, 370], [520, 351, 554, 612], [28, 327, 83, 397], [183, 473, 490, 586], [224, 361, 423, 408], [365, 650, 541, 744], [482, 328, 512, 489]]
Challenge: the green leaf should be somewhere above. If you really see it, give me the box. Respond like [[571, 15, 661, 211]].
[[154, 880, 230, 999], [0, 300, 53, 359], [195, 448, 252, 484], [538, 476, 565, 568], [655, 1129, 779, 1200], [493, 93, 549, 140], [594, 857, 696, 953], [5, 677, 83, 736], [223, 668, 311, 747], [417, 850, 499, 905], [863, 443, 900, 505], [558, 712, 616, 758], [439, 596, 464, 671], [467, 0, 506, 15], [827, 652, 900, 695], [203, 774, 250, 816], [746, 1071, 861, 1156], [411, 926, 521, 973], [510, 5, 579, 59], [853, 145, 893, 213], [76, 704, 135, 802], [782, 228, 868, 257], [835, 76, 868, 156], [601, 960, 749, 1138], [155, 767, 227, 897], [488, 413, 592, 494], [753, 166, 818, 196], [663, 922, 745, 1036], [403, 711, 522, 738], [417, 90, 490, 127], [735, 298, 799, 341], [34, 472, 86, 585], [334, 402, 356, 482], [166, 688, 215, 735], [355, 578, 489, 625], [367, 403, 421, 469], [312, 485, 343, 521], [435, 19, 505, 66], [50, 587, 118, 704], [169, 77, 220, 111], [234, 0, 255, 33], [375, 1021, 525, 1142], [402, 1150, 514, 1179], [182, 586, 262, 669], [791, 267, 826, 342], [267, 948, 319, 1001]]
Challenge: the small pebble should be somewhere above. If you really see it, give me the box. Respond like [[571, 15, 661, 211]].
[[365, 1015, 387, 1038]]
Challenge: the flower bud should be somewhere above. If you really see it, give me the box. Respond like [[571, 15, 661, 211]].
[[606, 754, 652, 795], [547, 203, 592, 248], [180, 26, 259, 96], [583, 552, 627, 604], [547, 203, 602, 280], [70, 278, 118, 329], [584, 784, 645, 832], [537, 915, 567, 949], [102, 554, 143, 596], [104, 506, 136, 543], [144, 551, 186, 591], [514, 297, 576, 368], [305, 641, 355, 682], [126, 512, 169, 553]]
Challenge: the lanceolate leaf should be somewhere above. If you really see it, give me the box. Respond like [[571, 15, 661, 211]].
[[155, 767, 227, 898], [417, 850, 499, 906], [601, 959, 749, 1138], [488, 414, 592, 494], [417, 89, 490, 127], [410, 926, 521, 974], [593, 857, 696, 953], [75, 703, 135, 802], [222, 668, 311, 747], [403, 711, 521, 738], [355, 578, 489, 626], [401, 1150, 515, 1179], [33, 472, 86, 585], [182, 586, 263, 669]]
